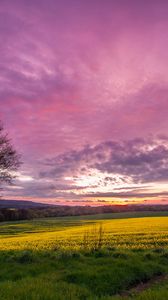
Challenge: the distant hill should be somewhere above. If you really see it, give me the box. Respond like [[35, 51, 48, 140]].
[[0, 199, 168, 211], [0, 199, 52, 208], [0, 199, 168, 222]]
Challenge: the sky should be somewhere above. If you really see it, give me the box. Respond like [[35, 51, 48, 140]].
[[0, 0, 168, 206]]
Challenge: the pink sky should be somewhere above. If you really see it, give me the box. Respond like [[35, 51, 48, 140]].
[[1, 0, 168, 205]]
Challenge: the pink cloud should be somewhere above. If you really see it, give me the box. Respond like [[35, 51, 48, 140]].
[[1, 0, 168, 204]]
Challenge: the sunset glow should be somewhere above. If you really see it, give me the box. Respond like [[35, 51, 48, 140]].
[[1, 0, 168, 205]]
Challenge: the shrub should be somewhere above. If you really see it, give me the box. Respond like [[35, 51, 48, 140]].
[[16, 251, 34, 264], [153, 248, 165, 254], [112, 252, 129, 259], [144, 253, 154, 260]]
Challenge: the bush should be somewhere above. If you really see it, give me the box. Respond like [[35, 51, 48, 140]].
[[16, 251, 34, 264], [112, 252, 129, 259], [144, 253, 154, 260], [161, 252, 168, 259], [153, 248, 165, 254]]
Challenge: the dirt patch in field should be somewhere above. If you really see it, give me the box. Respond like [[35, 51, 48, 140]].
[[120, 274, 168, 297]]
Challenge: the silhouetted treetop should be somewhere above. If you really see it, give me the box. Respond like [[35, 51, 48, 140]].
[[0, 122, 21, 184]]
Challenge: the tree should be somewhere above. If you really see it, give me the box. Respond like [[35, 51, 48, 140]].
[[0, 122, 20, 185]]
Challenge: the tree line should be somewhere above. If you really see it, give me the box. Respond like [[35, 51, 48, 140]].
[[0, 204, 168, 222]]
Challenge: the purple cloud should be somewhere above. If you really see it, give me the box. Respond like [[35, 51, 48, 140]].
[[1, 0, 168, 204]]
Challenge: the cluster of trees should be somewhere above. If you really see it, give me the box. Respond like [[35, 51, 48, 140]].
[[0, 204, 168, 222]]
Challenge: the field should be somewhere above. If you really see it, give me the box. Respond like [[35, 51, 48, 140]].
[[0, 211, 168, 299]]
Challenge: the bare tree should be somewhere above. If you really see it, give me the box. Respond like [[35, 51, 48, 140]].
[[0, 122, 21, 185]]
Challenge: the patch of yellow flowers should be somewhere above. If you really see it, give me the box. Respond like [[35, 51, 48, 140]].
[[0, 216, 168, 251]]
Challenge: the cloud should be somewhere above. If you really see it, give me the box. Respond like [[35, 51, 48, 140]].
[[4, 135, 167, 202], [40, 137, 168, 184], [83, 191, 168, 199], [1, 0, 168, 204], [4, 176, 93, 199]]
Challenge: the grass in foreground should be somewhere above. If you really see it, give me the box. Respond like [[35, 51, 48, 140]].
[[0, 212, 168, 299], [0, 247, 168, 300]]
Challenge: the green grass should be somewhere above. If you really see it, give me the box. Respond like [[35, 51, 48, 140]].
[[0, 248, 168, 299], [0, 211, 168, 299]]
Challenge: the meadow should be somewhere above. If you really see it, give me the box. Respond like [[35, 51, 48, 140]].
[[0, 211, 168, 299]]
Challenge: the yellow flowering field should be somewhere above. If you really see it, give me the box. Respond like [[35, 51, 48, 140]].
[[0, 214, 168, 251]]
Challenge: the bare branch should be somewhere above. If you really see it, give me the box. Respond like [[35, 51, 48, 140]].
[[0, 122, 21, 186]]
